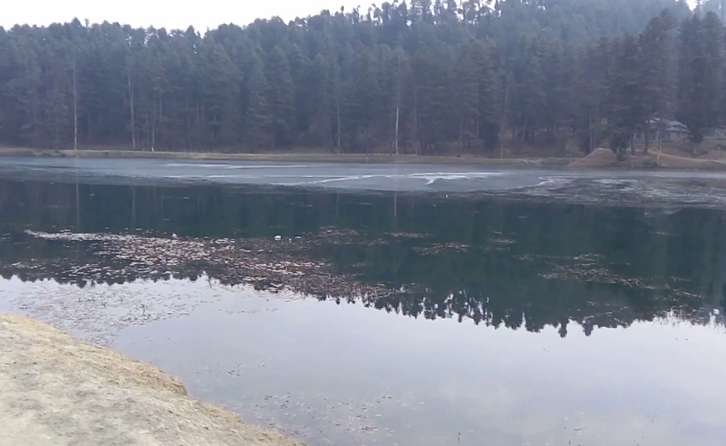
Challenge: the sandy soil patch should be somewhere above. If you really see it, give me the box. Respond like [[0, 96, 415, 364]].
[[0, 315, 303, 446], [568, 148, 618, 168]]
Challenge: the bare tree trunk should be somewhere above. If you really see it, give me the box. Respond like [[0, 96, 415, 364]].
[[475, 111, 480, 151], [336, 93, 342, 152], [72, 59, 78, 152], [657, 126, 663, 165], [588, 112, 594, 153], [394, 103, 400, 156], [151, 110, 156, 153], [459, 122, 464, 151], [128, 73, 136, 150], [644, 126, 650, 154], [393, 53, 402, 156], [155, 95, 162, 152], [195, 102, 202, 151], [500, 75, 510, 160], [413, 87, 420, 156], [184, 98, 190, 151]]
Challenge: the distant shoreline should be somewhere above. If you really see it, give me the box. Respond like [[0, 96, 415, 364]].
[[3, 147, 726, 171], [0, 147, 574, 167]]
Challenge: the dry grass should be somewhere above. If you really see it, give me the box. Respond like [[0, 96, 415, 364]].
[[0, 315, 303, 446]]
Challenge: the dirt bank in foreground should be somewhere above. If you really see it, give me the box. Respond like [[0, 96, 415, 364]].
[[0, 315, 302, 446]]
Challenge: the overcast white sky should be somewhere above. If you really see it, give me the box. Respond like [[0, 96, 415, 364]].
[[1, 0, 700, 31], [0, 0, 367, 31]]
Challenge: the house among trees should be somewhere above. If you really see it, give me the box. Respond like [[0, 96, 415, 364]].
[[646, 118, 690, 144]]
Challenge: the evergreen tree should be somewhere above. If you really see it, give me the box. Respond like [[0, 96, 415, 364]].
[[201, 41, 241, 149], [639, 10, 677, 150], [702, 12, 724, 128], [244, 56, 272, 150], [677, 12, 723, 141], [608, 35, 647, 154], [266, 47, 296, 148]]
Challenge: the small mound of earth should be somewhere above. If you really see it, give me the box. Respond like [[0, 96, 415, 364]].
[[0, 315, 303, 446], [569, 148, 617, 168], [570, 147, 726, 170]]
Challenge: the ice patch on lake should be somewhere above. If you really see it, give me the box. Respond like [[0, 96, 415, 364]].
[[531, 176, 573, 188], [594, 179, 639, 185], [165, 163, 313, 169], [284, 175, 382, 186], [282, 171, 507, 187], [409, 172, 506, 185], [24, 229, 139, 242]]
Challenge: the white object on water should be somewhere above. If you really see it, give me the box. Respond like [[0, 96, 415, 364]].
[[274, 235, 282, 241]]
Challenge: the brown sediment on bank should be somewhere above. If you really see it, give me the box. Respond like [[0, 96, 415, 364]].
[[0, 146, 572, 167], [568, 147, 726, 170], [0, 314, 303, 446]]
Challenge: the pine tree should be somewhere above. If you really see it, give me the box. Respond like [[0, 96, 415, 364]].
[[201, 41, 241, 149], [639, 11, 677, 151], [244, 56, 272, 151], [677, 13, 723, 142], [702, 12, 723, 128], [454, 40, 500, 151], [266, 47, 296, 148], [608, 35, 646, 154]]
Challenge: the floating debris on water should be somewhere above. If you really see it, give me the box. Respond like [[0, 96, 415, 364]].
[[18, 229, 396, 302]]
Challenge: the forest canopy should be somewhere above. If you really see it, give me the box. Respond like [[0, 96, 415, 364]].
[[0, 0, 723, 155]]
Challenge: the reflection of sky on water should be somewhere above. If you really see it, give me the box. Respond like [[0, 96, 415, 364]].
[[3, 162, 726, 445], [2, 276, 725, 446]]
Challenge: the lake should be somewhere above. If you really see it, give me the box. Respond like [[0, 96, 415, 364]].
[[1, 157, 725, 445]]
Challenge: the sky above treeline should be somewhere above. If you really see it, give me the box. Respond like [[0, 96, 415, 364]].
[[1, 0, 365, 30], [1, 0, 700, 31]]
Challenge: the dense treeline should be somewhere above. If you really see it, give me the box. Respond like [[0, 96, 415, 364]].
[[0, 0, 724, 154]]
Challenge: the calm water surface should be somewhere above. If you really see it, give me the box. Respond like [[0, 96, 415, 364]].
[[1, 162, 726, 445]]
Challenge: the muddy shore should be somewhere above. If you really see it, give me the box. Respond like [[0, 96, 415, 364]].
[[0, 314, 303, 446]]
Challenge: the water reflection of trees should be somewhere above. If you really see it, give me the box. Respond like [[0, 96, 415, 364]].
[[1, 178, 725, 336]]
